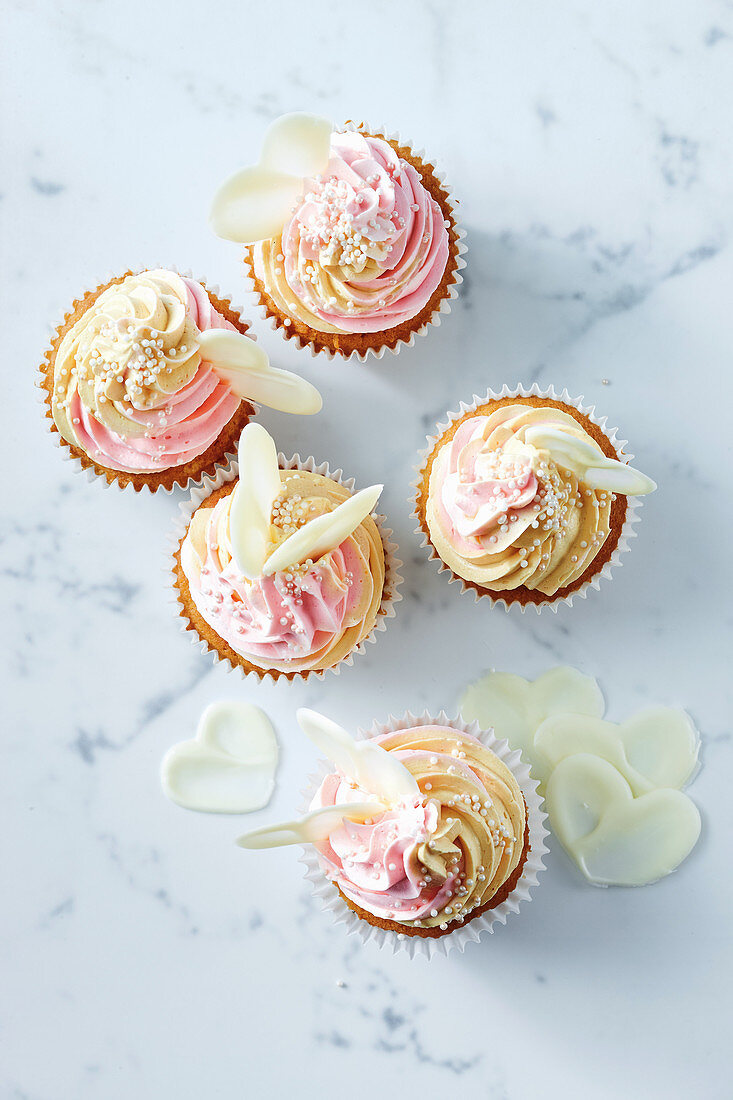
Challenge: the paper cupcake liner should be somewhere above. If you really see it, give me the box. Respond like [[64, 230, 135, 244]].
[[411, 383, 645, 614], [299, 711, 548, 959], [38, 263, 257, 495], [243, 120, 467, 362], [168, 454, 403, 682]]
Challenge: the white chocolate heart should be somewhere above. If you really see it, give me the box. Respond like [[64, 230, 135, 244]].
[[522, 424, 657, 495], [260, 112, 333, 177], [210, 165, 307, 244], [262, 483, 383, 577], [229, 424, 282, 580], [459, 666, 605, 779], [546, 754, 701, 886], [210, 112, 332, 244], [236, 801, 384, 850], [297, 708, 420, 805], [197, 329, 322, 415], [161, 701, 278, 814], [535, 708, 699, 795], [226, 427, 381, 583]]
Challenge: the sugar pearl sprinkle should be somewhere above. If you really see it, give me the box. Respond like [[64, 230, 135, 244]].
[[196, 480, 363, 655], [324, 738, 524, 933], [447, 417, 614, 589], [298, 174, 396, 276], [55, 306, 198, 425]]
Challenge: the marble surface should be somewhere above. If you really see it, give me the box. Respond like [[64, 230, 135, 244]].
[[3, 1, 732, 1097]]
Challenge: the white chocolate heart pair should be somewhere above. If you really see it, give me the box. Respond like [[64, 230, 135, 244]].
[[521, 425, 657, 495], [460, 668, 702, 887], [161, 701, 278, 814], [230, 423, 383, 581], [460, 666, 606, 777], [198, 329, 322, 415], [210, 112, 333, 244], [236, 709, 419, 850], [534, 708, 699, 792], [547, 755, 700, 886]]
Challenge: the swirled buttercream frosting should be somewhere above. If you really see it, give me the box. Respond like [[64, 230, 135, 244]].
[[425, 402, 653, 597], [311, 725, 527, 930], [51, 270, 243, 473], [180, 470, 386, 674], [253, 131, 450, 334]]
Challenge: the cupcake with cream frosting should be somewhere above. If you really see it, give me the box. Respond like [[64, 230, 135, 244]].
[[415, 388, 656, 609], [173, 424, 398, 679], [237, 709, 544, 947], [210, 113, 464, 358], [41, 268, 322, 491]]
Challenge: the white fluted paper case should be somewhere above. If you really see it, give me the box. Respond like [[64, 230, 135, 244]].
[[299, 711, 548, 959], [243, 120, 467, 362], [38, 263, 258, 494], [167, 453, 403, 682], [411, 382, 645, 613]]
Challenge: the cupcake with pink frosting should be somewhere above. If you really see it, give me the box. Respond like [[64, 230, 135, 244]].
[[173, 423, 400, 680], [415, 387, 657, 610], [210, 113, 464, 359], [237, 708, 545, 951], [41, 268, 322, 491]]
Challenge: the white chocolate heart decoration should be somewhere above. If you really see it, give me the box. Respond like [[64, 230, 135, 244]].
[[460, 666, 605, 780], [160, 701, 278, 814], [226, 427, 381, 583], [297, 709, 420, 805], [198, 329, 322, 415], [262, 484, 383, 577], [621, 707, 700, 789], [210, 112, 332, 244], [535, 708, 699, 796], [546, 754, 701, 886], [229, 424, 282, 580], [522, 424, 656, 495], [260, 112, 333, 177], [460, 667, 703, 889], [236, 801, 383, 849]]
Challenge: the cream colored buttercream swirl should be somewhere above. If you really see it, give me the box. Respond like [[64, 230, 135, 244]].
[[181, 469, 385, 673], [51, 270, 241, 473], [253, 131, 449, 334], [311, 726, 526, 929], [426, 405, 622, 595]]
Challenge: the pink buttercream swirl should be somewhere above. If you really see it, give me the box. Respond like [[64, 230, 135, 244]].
[[279, 132, 450, 333], [188, 496, 367, 667], [308, 725, 527, 929], [59, 275, 241, 473], [311, 776, 458, 922], [438, 417, 539, 554]]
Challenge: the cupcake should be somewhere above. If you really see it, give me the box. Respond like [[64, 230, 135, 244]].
[[415, 386, 657, 609], [210, 112, 464, 359], [238, 709, 545, 953], [41, 268, 322, 491], [173, 423, 400, 679]]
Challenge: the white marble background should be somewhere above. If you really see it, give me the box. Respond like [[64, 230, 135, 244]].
[[3, 1, 732, 1097]]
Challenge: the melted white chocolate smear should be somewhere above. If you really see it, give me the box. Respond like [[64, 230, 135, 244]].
[[459, 667, 701, 887], [161, 701, 278, 814]]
